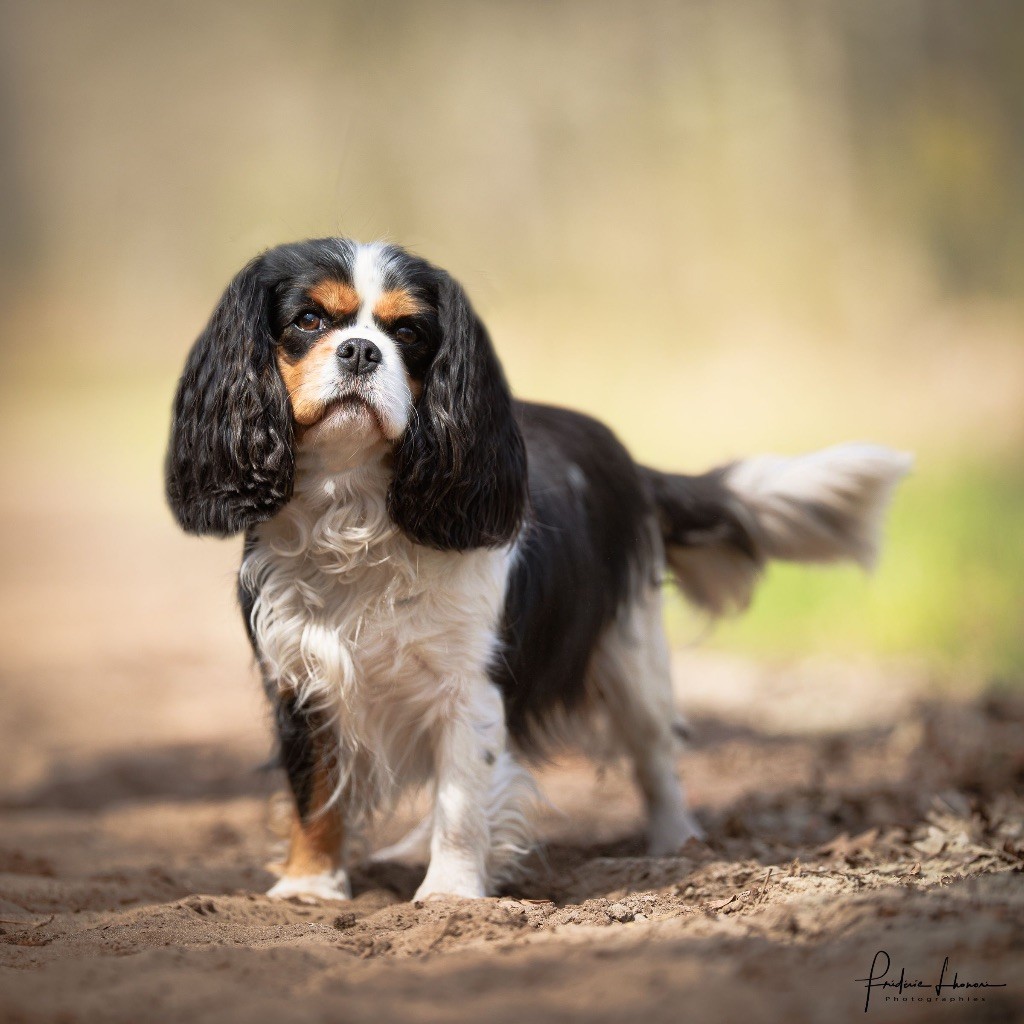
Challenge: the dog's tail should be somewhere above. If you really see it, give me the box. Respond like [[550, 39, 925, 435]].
[[644, 444, 913, 616]]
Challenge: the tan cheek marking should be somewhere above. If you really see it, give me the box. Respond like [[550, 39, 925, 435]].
[[406, 371, 423, 402], [276, 339, 338, 427], [308, 280, 359, 319], [374, 288, 423, 324]]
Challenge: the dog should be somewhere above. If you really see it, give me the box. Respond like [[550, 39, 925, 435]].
[[166, 237, 911, 901]]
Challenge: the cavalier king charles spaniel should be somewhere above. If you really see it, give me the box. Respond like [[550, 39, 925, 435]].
[[166, 237, 910, 902]]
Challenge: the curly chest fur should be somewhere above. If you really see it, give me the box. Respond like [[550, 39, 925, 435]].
[[240, 463, 512, 746]]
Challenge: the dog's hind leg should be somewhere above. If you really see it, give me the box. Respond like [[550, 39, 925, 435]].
[[591, 584, 703, 855]]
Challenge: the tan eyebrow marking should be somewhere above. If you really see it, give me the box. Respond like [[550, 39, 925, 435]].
[[307, 279, 359, 318], [374, 288, 424, 323]]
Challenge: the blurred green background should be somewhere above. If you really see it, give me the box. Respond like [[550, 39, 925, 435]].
[[1, 0, 1020, 686]]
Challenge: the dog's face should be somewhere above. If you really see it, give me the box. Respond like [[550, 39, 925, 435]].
[[166, 238, 526, 550], [268, 241, 440, 449]]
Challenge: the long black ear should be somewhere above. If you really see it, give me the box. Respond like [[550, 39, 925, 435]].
[[388, 272, 527, 550], [165, 255, 294, 536]]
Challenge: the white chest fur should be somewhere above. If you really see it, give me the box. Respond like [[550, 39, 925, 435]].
[[240, 456, 512, 811]]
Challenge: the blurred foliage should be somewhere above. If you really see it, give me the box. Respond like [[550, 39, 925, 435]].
[[3, 0, 1024, 319]]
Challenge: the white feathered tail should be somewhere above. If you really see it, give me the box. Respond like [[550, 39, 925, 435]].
[[649, 444, 913, 616]]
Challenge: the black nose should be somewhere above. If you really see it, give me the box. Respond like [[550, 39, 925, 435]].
[[336, 338, 382, 376]]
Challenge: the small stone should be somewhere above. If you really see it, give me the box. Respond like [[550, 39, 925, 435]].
[[607, 902, 633, 923]]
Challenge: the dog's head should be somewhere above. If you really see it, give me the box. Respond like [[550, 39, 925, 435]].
[[166, 239, 526, 550]]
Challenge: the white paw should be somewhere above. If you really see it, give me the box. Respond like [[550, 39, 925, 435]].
[[414, 865, 487, 902], [647, 809, 705, 857], [266, 870, 352, 902]]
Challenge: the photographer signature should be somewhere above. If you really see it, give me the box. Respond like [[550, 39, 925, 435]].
[[857, 950, 1007, 1012]]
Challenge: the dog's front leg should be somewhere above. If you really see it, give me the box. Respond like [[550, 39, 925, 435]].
[[266, 692, 351, 901], [414, 681, 505, 901]]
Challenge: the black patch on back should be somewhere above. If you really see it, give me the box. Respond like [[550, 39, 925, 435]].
[[492, 402, 656, 746]]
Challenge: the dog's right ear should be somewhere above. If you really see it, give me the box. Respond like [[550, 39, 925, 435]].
[[165, 255, 294, 536]]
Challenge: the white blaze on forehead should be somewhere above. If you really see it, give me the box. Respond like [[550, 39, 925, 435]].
[[352, 241, 391, 326], [316, 241, 412, 443]]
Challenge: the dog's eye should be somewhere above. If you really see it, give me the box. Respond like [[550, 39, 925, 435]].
[[395, 327, 417, 344], [294, 312, 324, 332]]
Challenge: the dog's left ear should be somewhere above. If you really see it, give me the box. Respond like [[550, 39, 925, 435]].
[[388, 271, 527, 550]]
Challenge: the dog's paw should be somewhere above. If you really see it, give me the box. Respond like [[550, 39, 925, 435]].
[[413, 865, 487, 902], [647, 809, 705, 857], [412, 885, 486, 902], [267, 870, 352, 903]]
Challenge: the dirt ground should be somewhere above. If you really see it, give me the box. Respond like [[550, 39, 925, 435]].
[[1, 497, 1022, 1023]]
